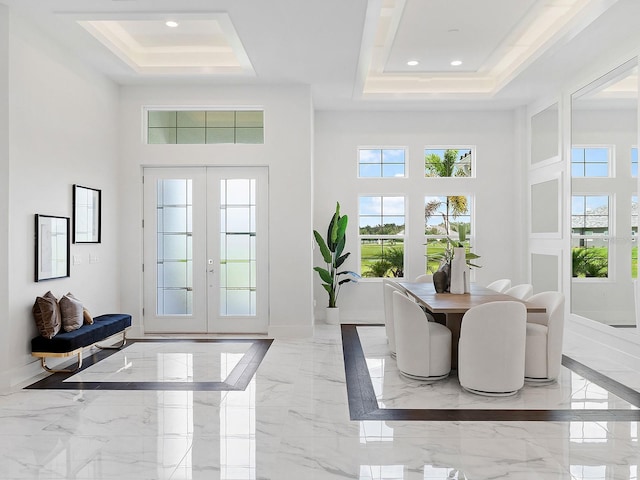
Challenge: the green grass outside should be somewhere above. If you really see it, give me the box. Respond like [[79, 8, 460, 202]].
[[360, 241, 404, 277], [359, 239, 467, 277], [360, 243, 639, 278]]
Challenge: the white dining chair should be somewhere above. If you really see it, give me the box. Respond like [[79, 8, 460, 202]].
[[486, 279, 511, 293], [383, 280, 406, 357], [392, 290, 451, 381], [524, 291, 565, 382], [504, 283, 533, 301], [414, 274, 432, 283], [458, 301, 527, 396]]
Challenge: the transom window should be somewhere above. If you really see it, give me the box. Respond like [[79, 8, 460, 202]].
[[147, 110, 264, 145], [358, 148, 406, 178], [359, 196, 405, 278], [571, 147, 610, 177], [571, 195, 609, 278], [424, 148, 472, 178]]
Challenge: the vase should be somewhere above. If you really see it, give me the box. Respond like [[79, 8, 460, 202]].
[[325, 307, 340, 325], [450, 247, 466, 294], [464, 264, 470, 293], [433, 263, 449, 293]]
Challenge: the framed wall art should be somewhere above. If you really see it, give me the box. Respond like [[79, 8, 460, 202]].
[[35, 214, 70, 281], [73, 184, 101, 243]]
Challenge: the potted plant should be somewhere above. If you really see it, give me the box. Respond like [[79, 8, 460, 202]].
[[313, 202, 359, 324], [431, 224, 481, 293]]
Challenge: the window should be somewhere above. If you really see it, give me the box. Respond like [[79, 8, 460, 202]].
[[358, 148, 406, 178], [424, 148, 472, 177], [147, 110, 264, 144], [632, 147, 638, 177], [424, 195, 472, 273], [359, 196, 405, 278], [571, 147, 609, 177], [571, 195, 609, 278]]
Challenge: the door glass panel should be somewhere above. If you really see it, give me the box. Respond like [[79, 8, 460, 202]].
[[157, 179, 193, 316], [220, 178, 256, 316]]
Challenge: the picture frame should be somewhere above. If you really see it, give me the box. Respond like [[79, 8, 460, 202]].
[[35, 214, 70, 282], [73, 184, 101, 243]]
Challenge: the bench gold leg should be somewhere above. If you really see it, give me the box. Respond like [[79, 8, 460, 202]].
[[41, 352, 83, 373], [95, 330, 127, 350]]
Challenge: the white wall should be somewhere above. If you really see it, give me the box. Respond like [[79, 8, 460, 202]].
[[313, 110, 525, 322], [118, 85, 314, 338], [3, 12, 120, 386], [0, 5, 10, 384]]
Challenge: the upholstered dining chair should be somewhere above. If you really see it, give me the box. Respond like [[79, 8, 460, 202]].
[[524, 291, 565, 382], [414, 274, 432, 283], [383, 280, 406, 357], [458, 301, 527, 396], [392, 290, 451, 381], [504, 283, 534, 301], [486, 278, 511, 293]]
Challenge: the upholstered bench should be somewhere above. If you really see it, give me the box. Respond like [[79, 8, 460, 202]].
[[31, 313, 131, 373]]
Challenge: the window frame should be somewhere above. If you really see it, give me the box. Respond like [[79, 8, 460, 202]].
[[571, 193, 612, 282], [570, 145, 613, 178], [424, 194, 475, 275], [357, 194, 406, 279], [144, 107, 265, 145], [356, 147, 407, 179]]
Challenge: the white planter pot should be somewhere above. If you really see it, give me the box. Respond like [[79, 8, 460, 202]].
[[325, 307, 340, 325]]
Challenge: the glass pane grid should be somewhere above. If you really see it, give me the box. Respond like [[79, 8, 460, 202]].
[[220, 178, 257, 317], [359, 195, 405, 277], [156, 179, 194, 316], [571, 147, 609, 177], [148, 110, 264, 144], [358, 149, 406, 178]]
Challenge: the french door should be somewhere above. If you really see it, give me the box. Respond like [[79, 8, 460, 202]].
[[143, 166, 269, 333]]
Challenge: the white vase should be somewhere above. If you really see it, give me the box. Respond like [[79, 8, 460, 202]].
[[326, 307, 340, 325], [464, 264, 470, 293], [450, 247, 466, 294]]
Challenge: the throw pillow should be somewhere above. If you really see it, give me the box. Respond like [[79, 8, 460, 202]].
[[66, 292, 93, 325], [32, 291, 61, 339], [83, 308, 94, 325], [60, 294, 84, 332]]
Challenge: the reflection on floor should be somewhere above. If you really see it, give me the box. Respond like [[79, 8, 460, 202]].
[[0, 325, 639, 478], [26, 339, 273, 391]]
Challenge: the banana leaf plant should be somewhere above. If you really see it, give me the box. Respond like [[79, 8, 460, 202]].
[[313, 202, 360, 308]]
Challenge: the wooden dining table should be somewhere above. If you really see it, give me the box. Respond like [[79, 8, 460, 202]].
[[397, 282, 546, 369]]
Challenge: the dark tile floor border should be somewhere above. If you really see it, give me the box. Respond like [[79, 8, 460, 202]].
[[342, 324, 640, 422], [25, 338, 273, 391]]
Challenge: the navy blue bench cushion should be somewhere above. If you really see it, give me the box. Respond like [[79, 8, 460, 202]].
[[94, 313, 132, 337], [31, 314, 131, 354]]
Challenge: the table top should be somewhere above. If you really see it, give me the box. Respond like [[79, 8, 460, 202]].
[[398, 282, 546, 314]]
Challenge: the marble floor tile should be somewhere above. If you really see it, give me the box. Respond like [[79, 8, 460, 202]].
[[3, 324, 640, 479]]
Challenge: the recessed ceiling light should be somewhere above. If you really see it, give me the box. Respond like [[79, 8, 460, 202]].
[[165, 20, 179, 28], [450, 60, 462, 66], [407, 60, 419, 66]]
